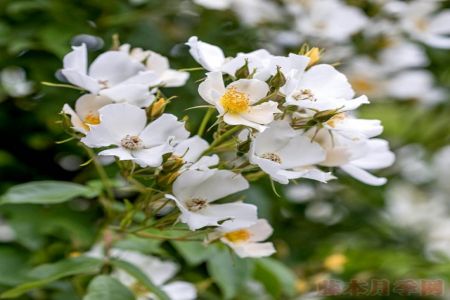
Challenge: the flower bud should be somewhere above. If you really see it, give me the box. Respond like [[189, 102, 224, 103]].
[[71, 34, 104, 51], [150, 98, 167, 120], [237, 139, 251, 156], [156, 171, 180, 187], [235, 59, 250, 79], [268, 66, 286, 89], [305, 47, 321, 67], [161, 155, 184, 173]]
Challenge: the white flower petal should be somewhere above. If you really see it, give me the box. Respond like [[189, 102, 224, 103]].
[[198, 71, 226, 105], [89, 51, 145, 86], [223, 113, 266, 132], [63, 44, 87, 74], [186, 36, 226, 71], [133, 144, 172, 168], [62, 104, 87, 134], [172, 169, 249, 203], [61, 69, 100, 94], [98, 147, 134, 161], [340, 164, 387, 186], [82, 103, 146, 147], [162, 281, 197, 300], [139, 113, 189, 147]]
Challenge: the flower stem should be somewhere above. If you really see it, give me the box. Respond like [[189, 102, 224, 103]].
[[203, 125, 243, 155], [197, 107, 215, 137]]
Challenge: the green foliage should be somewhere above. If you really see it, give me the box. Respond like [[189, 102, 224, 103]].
[[83, 275, 135, 300], [1, 257, 103, 298], [0, 181, 100, 205]]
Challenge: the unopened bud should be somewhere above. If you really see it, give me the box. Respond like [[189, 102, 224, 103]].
[[156, 171, 180, 187], [268, 66, 286, 89], [305, 47, 321, 67], [237, 139, 251, 156], [161, 155, 184, 173], [150, 98, 167, 119], [235, 59, 250, 79]]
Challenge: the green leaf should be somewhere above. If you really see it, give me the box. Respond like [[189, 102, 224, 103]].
[[110, 258, 170, 300], [253, 258, 297, 298], [0, 246, 30, 286], [0, 257, 103, 299], [0, 181, 99, 205], [83, 275, 135, 300], [171, 240, 213, 266], [206, 247, 252, 299], [114, 235, 163, 255]]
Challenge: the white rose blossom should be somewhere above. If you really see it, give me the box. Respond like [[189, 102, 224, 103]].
[[120, 43, 189, 87], [214, 219, 276, 258], [81, 103, 189, 168], [166, 169, 258, 231], [249, 121, 333, 184], [199, 71, 280, 131], [62, 43, 159, 107]]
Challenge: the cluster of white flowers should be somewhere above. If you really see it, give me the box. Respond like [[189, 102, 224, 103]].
[[60, 35, 393, 266], [192, 0, 450, 105]]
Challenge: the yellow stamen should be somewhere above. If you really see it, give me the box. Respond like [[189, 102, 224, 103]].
[[84, 113, 100, 125], [220, 87, 250, 114], [224, 229, 251, 243]]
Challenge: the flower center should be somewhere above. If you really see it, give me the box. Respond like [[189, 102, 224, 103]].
[[121, 135, 143, 150], [220, 87, 250, 114], [224, 229, 251, 243], [350, 78, 375, 94], [83, 112, 100, 125], [293, 89, 316, 101], [261, 152, 282, 164], [186, 198, 208, 212]]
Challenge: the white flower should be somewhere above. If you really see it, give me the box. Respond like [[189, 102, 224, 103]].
[[166, 169, 257, 230], [81, 103, 189, 168], [290, 0, 368, 42], [398, 1, 450, 49], [172, 136, 219, 170], [217, 219, 276, 258], [314, 129, 395, 186], [186, 36, 228, 72], [110, 249, 196, 300], [222, 50, 309, 81], [186, 36, 309, 81], [61, 44, 159, 107], [249, 121, 331, 184], [282, 64, 369, 113], [120, 44, 189, 87], [199, 72, 280, 131], [62, 94, 112, 134]]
